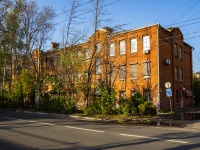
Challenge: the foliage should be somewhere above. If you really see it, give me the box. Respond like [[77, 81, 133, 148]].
[[138, 102, 157, 116], [118, 98, 137, 116], [118, 91, 145, 116], [193, 75, 200, 105], [39, 95, 76, 113], [131, 91, 145, 108], [84, 84, 117, 115]]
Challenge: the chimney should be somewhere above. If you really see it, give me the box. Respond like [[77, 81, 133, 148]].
[[51, 42, 60, 51], [103, 26, 113, 33]]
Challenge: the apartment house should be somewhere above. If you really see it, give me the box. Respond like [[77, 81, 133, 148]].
[[32, 23, 193, 110]]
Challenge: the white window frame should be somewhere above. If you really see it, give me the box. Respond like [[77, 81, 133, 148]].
[[77, 72, 81, 82], [119, 40, 125, 55], [95, 58, 102, 74], [85, 49, 90, 61], [77, 50, 82, 57], [109, 43, 115, 56], [130, 38, 137, 53], [96, 43, 102, 53], [143, 35, 150, 52]]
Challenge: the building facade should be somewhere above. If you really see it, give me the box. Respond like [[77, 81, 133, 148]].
[[31, 23, 193, 110]]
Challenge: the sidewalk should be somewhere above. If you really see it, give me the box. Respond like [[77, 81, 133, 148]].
[[157, 107, 200, 130]]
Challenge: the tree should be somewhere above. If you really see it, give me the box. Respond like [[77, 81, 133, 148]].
[[193, 75, 200, 106]]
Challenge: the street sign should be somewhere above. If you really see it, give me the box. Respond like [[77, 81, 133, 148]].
[[166, 88, 172, 97], [165, 82, 171, 89]]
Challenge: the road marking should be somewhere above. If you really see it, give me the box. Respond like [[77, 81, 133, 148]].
[[121, 133, 188, 144], [166, 139, 188, 144], [29, 121, 37, 123], [65, 125, 105, 133], [41, 122, 55, 126], [4, 117, 17, 120], [121, 134, 158, 140]]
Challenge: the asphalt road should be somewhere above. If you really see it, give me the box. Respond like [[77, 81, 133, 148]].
[[0, 110, 200, 150]]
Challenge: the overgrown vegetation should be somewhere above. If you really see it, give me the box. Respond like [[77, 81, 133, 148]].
[[84, 88, 157, 116]]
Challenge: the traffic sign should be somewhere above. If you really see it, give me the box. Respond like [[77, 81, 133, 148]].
[[165, 82, 171, 89], [166, 88, 172, 97]]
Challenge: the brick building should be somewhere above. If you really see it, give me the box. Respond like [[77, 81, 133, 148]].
[[32, 23, 193, 110]]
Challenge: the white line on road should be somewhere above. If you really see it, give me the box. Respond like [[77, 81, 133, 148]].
[[166, 139, 188, 144], [65, 125, 105, 133], [29, 121, 37, 123], [121, 134, 158, 140], [121, 133, 188, 144], [4, 117, 17, 120], [41, 122, 55, 126]]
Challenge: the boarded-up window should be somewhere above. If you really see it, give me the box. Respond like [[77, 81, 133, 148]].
[[119, 64, 126, 80], [130, 63, 138, 79], [142, 61, 151, 77]]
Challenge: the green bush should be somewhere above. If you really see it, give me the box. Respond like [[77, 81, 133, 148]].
[[118, 98, 137, 116], [131, 91, 145, 108], [39, 95, 76, 113], [138, 102, 157, 116], [84, 105, 102, 115]]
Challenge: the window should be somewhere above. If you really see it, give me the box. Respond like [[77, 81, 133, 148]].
[[95, 58, 102, 74], [175, 66, 178, 80], [46, 59, 49, 69], [34, 58, 38, 68], [143, 35, 150, 52], [179, 46, 182, 60], [119, 40, 125, 54], [77, 72, 81, 82], [77, 50, 82, 57], [109, 43, 115, 56], [174, 43, 178, 57], [130, 38, 137, 53], [56, 56, 61, 66], [85, 49, 90, 61], [119, 64, 126, 80], [108, 65, 115, 82], [180, 68, 183, 81], [51, 59, 54, 68], [119, 90, 126, 99], [143, 89, 151, 101], [130, 63, 138, 79], [96, 43, 102, 53], [69, 74, 74, 83], [131, 90, 137, 97], [176, 89, 179, 103], [85, 71, 88, 81], [142, 61, 151, 78]]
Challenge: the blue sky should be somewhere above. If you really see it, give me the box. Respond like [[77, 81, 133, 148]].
[[32, 0, 200, 71]]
